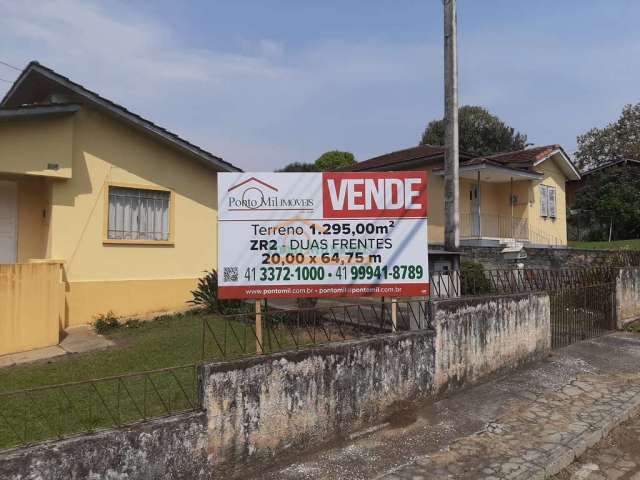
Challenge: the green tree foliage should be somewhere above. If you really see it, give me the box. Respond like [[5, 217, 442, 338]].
[[420, 105, 528, 156], [575, 103, 640, 171], [572, 166, 640, 240], [277, 150, 357, 172], [314, 150, 357, 171], [277, 162, 318, 172]]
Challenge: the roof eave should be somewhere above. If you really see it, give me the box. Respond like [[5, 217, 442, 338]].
[[532, 148, 581, 181], [2, 63, 241, 173], [0, 104, 80, 120], [434, 162, 544, 180]]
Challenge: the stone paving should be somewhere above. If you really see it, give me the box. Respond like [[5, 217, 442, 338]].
[[257, 333, 640, 480], [554, 413, 640, 480], [381, 373, 640, 479]]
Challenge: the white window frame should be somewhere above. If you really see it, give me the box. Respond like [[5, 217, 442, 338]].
[[540, 185, 548, 217], [548, 186, 557, 219], [539, 185, 557, 219]]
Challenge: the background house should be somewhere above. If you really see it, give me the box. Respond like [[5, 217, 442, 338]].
[[566, 158, 640, 242], [566, 158, 640, 209], [0, 62, 239, 348], [348, 144, 580, 248]]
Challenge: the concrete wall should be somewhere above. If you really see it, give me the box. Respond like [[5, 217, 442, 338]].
[[0, 262, 64, 356], [0, 412, 210, 480], [616, 268, 640, 329], [432, 293, 551, 394], [0, 293, 553, 478], [201, 332, 435, 472]]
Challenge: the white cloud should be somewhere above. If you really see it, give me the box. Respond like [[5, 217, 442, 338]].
[[2, 0, 637, 169], [0, 0, 442, 168]]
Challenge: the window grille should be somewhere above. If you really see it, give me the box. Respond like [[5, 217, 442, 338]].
[[108, 186, 170, 241]]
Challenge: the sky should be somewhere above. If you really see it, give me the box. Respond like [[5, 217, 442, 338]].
[[0, 0, 639, 171]]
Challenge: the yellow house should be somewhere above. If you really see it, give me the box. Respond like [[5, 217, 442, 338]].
[[0, 61, 240, 335], [349, 144, 581, 247]]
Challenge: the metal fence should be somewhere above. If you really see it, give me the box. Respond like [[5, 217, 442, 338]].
[[1, 264, 635, 451], [550, 283, 616, 349], [428, 267, 617, 298], [201, 299, 432, 360], [0, 365, 197, 450]]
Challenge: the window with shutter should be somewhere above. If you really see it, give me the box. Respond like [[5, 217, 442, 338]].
[[548, 187, 557, 218], [540, 185, 548, 217], [108, 186, 171, 241]]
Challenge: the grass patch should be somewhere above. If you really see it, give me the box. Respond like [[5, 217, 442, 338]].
[[0, 309, 355, 449], [569, 239, 640, 250]]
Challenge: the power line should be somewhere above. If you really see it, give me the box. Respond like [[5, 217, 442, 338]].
[[0, 77, 13, 83], [0, 60, 21, 71]]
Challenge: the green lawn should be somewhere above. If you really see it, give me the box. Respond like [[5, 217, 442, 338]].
[[569, 239, 640, 250], [0, 310, 351, 449]]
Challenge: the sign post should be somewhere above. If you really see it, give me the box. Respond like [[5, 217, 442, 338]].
[[217, 172, 429, 308], [255, 299, 262, 354]]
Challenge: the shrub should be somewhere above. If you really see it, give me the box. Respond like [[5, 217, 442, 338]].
[[460, 260, 492, 295], [93, 311, 120, 334], [123, 319, 143, 329], [189, 270, 244, 314]]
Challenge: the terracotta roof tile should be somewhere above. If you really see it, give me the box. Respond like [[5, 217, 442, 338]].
[[348, 144, 473, 171]]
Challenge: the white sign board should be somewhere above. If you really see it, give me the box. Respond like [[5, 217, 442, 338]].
[[217, 171, 428, 299]]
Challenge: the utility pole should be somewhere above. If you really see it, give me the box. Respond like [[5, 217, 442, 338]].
[[443, 0, 459, 251]]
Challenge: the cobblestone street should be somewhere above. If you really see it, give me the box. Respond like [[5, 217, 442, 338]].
[[555, 413, 640, 480], [257, 333, 640, 480]]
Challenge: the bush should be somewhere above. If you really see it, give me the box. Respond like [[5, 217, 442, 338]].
[[460, 260, 492, 295], [189, 270, 244, 314], [93, 311, 121, 334]]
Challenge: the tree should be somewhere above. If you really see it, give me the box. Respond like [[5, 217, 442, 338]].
[[314, 150, 356, 171], [277, 162, 318, 172], [420, 105, 528, 156], [575, 103, 640, 171], [277, 150, 357, 172], [572, 166, 640, 240]]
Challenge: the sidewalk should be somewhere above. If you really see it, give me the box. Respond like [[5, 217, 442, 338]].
[[0, 326, 114, 368], [256, 332, 640, 480]]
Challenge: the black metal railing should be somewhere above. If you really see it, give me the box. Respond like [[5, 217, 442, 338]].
[[0, 364, 198, 450], [550, 283, 616, 349], [2, 264, 637, 451], [201, 299, 432, 360], [428, 267, 618, 298]]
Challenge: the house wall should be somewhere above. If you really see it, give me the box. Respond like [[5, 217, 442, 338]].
[[530, 158, 568, 245], [47, 107, 219, 326], [0, 174, 51, 263], [426, 167, 445, 244], [0, 116, 73, 179]]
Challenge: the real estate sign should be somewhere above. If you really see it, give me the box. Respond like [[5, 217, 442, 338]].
[[217, 171, 428, 299]]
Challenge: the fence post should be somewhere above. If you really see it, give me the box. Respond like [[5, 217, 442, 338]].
[[391, 298, 397, 332], [255, 299, 263, 354]]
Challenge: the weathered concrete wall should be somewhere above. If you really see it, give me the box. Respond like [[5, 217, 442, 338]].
[[0, 412, 210, 480], [200, 332, 435, 472], [460, 245, 638, 270], [432, 293, 551, 394], [616, 268, 640, 329], [0, 294, 554, 478]]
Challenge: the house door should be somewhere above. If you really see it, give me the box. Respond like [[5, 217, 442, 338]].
[[470, 186, 480, 236], [0, 180, 18, 264]]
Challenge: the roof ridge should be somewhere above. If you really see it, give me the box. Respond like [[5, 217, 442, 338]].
[[476, 144, 559, 161], [2, 61, 241, 172]]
